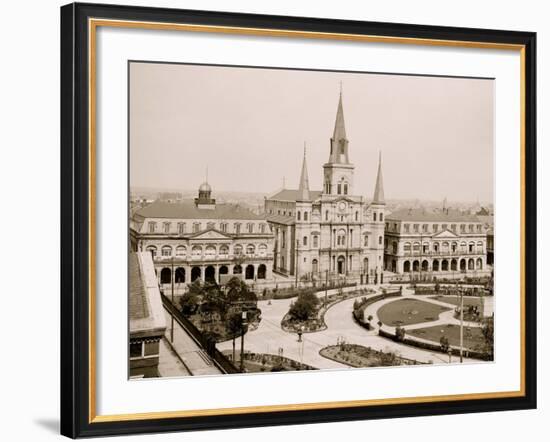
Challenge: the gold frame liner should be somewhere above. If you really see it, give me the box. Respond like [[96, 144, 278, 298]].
[[88, 18, 526, 424]]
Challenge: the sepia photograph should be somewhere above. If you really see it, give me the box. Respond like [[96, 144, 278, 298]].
[[128, 61, 495, 379]]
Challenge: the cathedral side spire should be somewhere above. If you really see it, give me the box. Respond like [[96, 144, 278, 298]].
[[372, 151, 385, 204], [297, 142, 310, 201]]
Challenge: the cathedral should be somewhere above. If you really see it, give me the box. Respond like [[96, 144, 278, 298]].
[[265, 91, 386, 284]]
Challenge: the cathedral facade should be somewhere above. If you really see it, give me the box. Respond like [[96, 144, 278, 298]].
[[265, 92, 386, 284]]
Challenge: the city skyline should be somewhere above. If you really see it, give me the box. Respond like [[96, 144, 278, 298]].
[[130, 62, 494, 203]]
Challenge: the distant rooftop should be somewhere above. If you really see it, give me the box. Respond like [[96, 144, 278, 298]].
[[387, 208, 480, 222], [134, 200, 264, 221], [266, 214, 296, 225]]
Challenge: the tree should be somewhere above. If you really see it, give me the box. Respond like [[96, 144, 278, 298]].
[[395, 326, 406, 342], [179, 290, 199, 315], [288, 292, 319, 321], [227, 312, 244, 362]]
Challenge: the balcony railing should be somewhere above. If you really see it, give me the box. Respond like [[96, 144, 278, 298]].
[[154, 253, 274, 262]]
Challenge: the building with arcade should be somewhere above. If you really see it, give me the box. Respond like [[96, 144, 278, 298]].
[[130, 181, 274, 294], [383, 208, 490, 279]]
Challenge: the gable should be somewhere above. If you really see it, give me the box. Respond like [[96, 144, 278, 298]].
[[432, 229, 459, 239], [189, 228, 232, 241]]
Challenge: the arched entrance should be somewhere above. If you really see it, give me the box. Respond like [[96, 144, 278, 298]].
[[392, 259, 397, 272], [363, 258, 369, 274], [422, 260, 429, 272], [403, 261, 411, 273], [175, 267, 185, 283], [460, 259, 466, 272], [337, 256, 346, 274], [432, 260, 439, 272], [468, 258, 475, 270], [257, 264, 266, 279], [205, 266, 216, 283], [191, 266, 201, 282], [219, 265, 228, 282], [160, 268, 171, 284], [441, 259, 449, 271], [451, 259, 458, 271], [233, 264, 242, 275], [412, 260, 420, 272], [476, 258, 483, 270], [312, 259, 318, 274], [245, 264, 255, 280]]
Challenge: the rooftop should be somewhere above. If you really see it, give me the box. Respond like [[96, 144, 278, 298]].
[[129, 252, 166, 339], [134, 200, 264, 221], [386, 208, 481, 223], [268, 189, 323, 202]]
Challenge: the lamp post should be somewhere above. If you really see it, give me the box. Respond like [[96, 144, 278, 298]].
[[297, 325, 305, 366], [240, 310, 247, 372]]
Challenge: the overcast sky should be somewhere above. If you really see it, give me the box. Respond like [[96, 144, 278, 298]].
[[130, 62, 494, 203]]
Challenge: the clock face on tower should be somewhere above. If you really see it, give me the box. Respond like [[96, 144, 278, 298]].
[[338, 201, 347, 212]]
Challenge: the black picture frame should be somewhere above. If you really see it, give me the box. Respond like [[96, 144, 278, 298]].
[[61, 2, 537, 438]]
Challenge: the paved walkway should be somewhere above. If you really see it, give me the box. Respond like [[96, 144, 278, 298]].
[[217, 286, 480, 367]]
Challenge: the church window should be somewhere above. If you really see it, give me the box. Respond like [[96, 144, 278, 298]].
[[303, 236, 308, 246], [313, 235, 318, 248], [340, 142, 345, 154], [343, 184, 348, 195], [297, 211, 301, 221], [337, 183, 342, 195], [378, 236, 383, 245], [373, 212, 377, 222], [325, 210, 329, 221], [304, 212, 308, 221], [364, 235, 369, 246], [380, 213, 384, 221], [355, 211, 358, 221]]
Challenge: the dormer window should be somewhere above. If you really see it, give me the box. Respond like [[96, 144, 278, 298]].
[[148, 222, 156, 233]]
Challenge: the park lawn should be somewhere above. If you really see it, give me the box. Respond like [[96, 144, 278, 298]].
[[407, 324, 486, 351], [428, 295, 481, 309], [377, 298, 451, 326]]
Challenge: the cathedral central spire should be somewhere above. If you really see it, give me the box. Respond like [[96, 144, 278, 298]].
[[297, 142, 310, 201], [328, 86, 350, 165]]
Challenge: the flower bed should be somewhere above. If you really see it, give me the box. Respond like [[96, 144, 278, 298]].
[[223, 351, 317, 372], [378, 328, 491, 360], [320, 344, 422, 367]]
